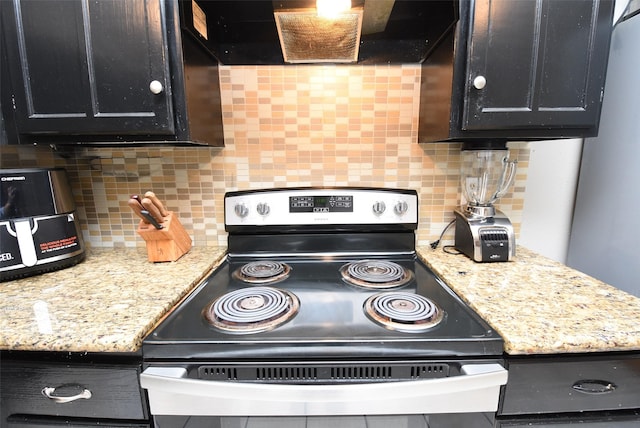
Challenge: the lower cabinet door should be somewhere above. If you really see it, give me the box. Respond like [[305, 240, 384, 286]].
[[501, 356, 640, 415], [1, 360, 148, 422], [6, 415, 150, 427], [497, 412, 640, 427]]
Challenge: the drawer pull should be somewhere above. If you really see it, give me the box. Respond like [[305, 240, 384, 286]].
[[572, 379, 616, 394], [42, 385, 92, 403]]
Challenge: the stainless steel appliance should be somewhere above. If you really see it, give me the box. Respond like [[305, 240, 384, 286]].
[[141, 187, 507, 427], [567, 0, 640, 297], [0, 168, 85, 281], [454, 143, 517, 262]]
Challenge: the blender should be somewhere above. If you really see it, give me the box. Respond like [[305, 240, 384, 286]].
[[454, 142, 517, 262]]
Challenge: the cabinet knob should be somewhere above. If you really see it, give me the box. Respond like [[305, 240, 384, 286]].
[[472, 75, 487, 90], [149, 80, 164, 95]]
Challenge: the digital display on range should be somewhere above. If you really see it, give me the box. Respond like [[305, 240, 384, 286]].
[[289, 195, 353, 213]]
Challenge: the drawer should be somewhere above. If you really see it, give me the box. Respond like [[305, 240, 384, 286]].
[[6, 415, 150, 427], [498, 412, 640, 427], [1, 360, 147, 420], [500, 355, 640, 415]]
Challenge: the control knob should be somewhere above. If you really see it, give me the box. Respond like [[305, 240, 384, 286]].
[[394, 200, 409, 216], [234, 203, 249, 218], [372, 201, 386, 215], [256, 202, 270, 216]]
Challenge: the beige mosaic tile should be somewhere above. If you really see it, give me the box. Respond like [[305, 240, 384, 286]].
[[1, 65, 528, 248]]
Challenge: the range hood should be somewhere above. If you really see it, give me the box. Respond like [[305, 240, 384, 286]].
[[181, 0, 458, 65]]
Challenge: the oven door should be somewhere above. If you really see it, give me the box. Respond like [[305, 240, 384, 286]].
[[141, 363, 507, 428]]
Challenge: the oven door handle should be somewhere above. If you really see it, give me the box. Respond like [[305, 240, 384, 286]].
[[140, 363, 508, 416]]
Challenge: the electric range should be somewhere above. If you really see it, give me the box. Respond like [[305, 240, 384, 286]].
[[140, 187, 507, 418]]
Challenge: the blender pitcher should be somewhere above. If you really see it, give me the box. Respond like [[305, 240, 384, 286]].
[[460, 148, 517, 217]]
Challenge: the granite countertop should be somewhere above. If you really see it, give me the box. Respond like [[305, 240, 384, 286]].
[[417, 246, 640, 355], [0, 246, 226, 353], [2, 245, 640, 355]]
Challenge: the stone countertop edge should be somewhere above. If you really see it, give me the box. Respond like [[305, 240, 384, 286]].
[[417, 246, 640, 355], [0, 246, 226, 354]]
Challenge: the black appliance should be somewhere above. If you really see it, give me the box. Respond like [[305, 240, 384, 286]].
[[180, 1, 458, 65], [0, 168, 85, 281], [141, 187, 507, 426]]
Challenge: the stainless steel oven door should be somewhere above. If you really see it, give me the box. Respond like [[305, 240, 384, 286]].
[[141, 363, 507, 427]]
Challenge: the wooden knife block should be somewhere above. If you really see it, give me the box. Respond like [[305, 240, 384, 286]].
[[136, 211, 192, 262]]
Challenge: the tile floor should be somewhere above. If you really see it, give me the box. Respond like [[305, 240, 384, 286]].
[[153, 413, 495, 428]]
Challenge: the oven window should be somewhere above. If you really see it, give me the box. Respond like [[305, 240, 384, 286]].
[[152, 414, 496, 428]]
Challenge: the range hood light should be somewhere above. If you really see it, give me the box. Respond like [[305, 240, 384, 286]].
[[317, 0, 352, 19], [274, 2, 363, 63]]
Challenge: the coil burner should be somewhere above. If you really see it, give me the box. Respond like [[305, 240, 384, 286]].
[[364, 292, 444, 333], [205, 287, 300, 334], [232, 261, 292, 284], [340, 260, 413, 289]]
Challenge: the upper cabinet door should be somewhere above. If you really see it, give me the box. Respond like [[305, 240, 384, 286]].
[[2, 0, 174, 136], [462, 0, 614, 132]]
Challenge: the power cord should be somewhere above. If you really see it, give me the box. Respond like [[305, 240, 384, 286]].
[[443, 245, 461, 255], [430, 219, 456, 250]]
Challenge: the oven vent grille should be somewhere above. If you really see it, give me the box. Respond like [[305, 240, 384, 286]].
[[410, 364, 450, 379], [257, 366, 318, 381], [198, 366, 238, 380], [330, 366, 393, 380], [197, 363, 451, 384]]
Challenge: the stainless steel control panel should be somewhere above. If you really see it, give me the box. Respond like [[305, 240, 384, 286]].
[[225, 188, 418, 227]]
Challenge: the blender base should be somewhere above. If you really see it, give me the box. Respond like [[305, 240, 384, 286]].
[[454, 208, 516, 262]]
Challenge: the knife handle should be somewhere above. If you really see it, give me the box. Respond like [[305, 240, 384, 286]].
[[128, 198, 150, 223], [141, 197, 165, 224], [144, 191, 169, 217], [140, 210, 163, 230]]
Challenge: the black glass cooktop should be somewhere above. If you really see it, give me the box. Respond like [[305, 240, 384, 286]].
[[143, 255, 503, 360]]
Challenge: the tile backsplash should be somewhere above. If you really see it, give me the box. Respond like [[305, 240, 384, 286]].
[[0, 64, 529, 248]]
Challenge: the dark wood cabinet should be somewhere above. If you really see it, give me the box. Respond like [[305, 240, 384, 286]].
[[0, 0, 224, 146], [0, 353, 150, 427], [496, 354, 640, 426], [4, 420, 148, 428], [419, 0, 615, 143]]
